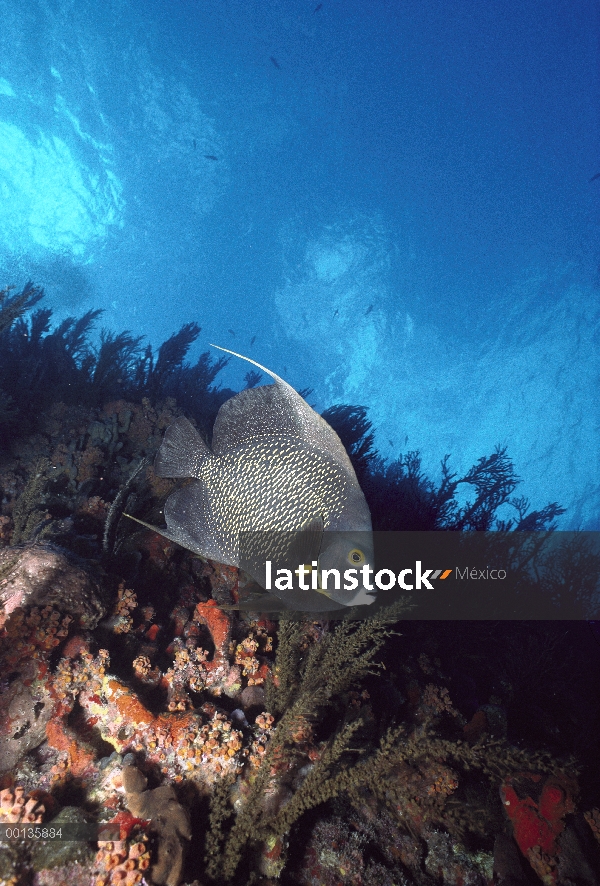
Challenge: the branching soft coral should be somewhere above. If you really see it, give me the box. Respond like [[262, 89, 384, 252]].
[[0, 281, 44, 335], [0, 281, 230, 441]]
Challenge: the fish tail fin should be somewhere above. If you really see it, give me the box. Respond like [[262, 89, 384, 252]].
[[155, 415, 211, 478]]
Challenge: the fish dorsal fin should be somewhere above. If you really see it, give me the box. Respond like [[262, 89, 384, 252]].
[[154, 416, 211, 478], [210, 345, 357, 477], [211, 382, 299, 450]]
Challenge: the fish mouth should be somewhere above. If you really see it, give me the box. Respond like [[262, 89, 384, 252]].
[[343, 588, 377, 606], [311, 573, 377, 607], [321, 582, 377, 607]]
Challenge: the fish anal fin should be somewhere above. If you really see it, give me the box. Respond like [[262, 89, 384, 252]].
[[287, 515, 324, 566], [123, 512, 195, 551], [163, 482, 235, 565], [155, 416, 211, 478]]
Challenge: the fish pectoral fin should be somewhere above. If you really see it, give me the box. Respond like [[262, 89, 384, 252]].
[[288, 515, 324, 566], [238, 516, 324, 590]]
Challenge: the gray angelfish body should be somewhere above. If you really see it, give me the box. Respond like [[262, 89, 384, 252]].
[[151, 346, 375, 611]]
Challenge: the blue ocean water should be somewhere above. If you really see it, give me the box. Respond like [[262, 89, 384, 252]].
[[0, 0, 598, 526]]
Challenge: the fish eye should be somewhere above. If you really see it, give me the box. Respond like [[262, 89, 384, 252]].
[[348, 548, 365, 565]]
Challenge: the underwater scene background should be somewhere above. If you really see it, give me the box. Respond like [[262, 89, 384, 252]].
[[0, 0, 598, 525], [1, 1, 600, 886]]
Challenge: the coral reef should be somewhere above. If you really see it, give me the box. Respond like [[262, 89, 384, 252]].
[[93, 814, 152, 886], [501, 772, 577, 884], [122, 762, 191, 886], [0, 546, 104, 775], [0, 786, 45, 824], [0, 284, 599, 886]]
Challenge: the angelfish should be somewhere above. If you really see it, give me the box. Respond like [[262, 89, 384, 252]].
[[133, 347, 375, 612]]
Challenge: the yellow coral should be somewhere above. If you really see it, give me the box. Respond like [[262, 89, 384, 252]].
[[94, 832, 151, 886], [132, 655, 151, 678], [0, 786, 45, 823]]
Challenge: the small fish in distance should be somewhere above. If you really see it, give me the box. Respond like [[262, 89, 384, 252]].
[[128, 347, 374, 611]]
